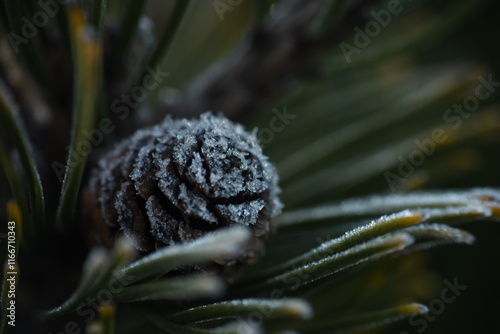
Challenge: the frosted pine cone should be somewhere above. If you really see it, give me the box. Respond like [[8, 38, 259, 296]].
[[83, 112, 282, 266]]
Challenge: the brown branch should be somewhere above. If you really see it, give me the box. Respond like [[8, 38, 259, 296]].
[[169, 0, 380, 122]]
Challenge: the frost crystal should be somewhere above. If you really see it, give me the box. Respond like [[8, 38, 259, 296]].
[[83, 113, 282, 263]]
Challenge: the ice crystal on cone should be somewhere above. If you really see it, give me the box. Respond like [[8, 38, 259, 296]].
[[83, 112, 282, 267]]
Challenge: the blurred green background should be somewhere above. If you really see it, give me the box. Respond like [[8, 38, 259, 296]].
[[1, 0, 500, 333]]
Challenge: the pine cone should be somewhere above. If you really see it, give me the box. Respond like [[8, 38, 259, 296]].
[[82, 112, 282, 266]]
